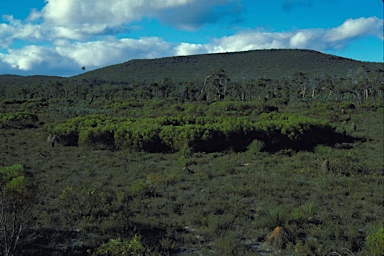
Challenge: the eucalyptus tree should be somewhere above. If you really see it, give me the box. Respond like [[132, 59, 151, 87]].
[[292, 72, 309, 99], [201, 69, 230, 101]]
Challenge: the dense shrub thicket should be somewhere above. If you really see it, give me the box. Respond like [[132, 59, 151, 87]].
[[0, 112, 39, 128], [51, 112, 345, 153]]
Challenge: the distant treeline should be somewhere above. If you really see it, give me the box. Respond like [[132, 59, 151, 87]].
[[0, 67, 383, 107]]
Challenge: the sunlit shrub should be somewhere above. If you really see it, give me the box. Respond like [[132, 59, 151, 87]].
[[0, 112, 38, 128], [91, 235, 151, 256], [366, 227, 384, 256], [53, 112, 339, 153], [247, 139, 265, 154], [146, 172, 180, 187]]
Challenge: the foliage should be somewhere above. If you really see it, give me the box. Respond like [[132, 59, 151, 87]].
[[264, 206, 288, 228], [247, 139, 265, 154], [0, 164, 35, 256], [0, 112, 38, 128], [53, 112, 337, 153], [72, 49, 382, 84], [91, 235, 151, 256], [300, 201, 316, 220], [366, 227, 384, 256]]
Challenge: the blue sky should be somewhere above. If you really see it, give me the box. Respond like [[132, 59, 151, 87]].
[[0, 0, 382, 77]]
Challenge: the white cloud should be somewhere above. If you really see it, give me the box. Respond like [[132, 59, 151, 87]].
[[150, 0, 190, 8], [56, 37, 172, 67], [0, 24, 14, 48], [324, 16, 383, 42], [0, 36, 173, 74], [175, 30, 295, 55], [176, 17, 383, 55], [26, 8, 42, 21], [0, 0, 238, 48], [175, 43, 208, 55], [0, 15, 44, 47], [288, 30, 327, 49], [210, 31, 290, 52], [37, 0, 234, 38], [1, 46, 58, 71]]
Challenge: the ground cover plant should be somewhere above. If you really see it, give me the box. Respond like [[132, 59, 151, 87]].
[[0, 50, 383, 255]]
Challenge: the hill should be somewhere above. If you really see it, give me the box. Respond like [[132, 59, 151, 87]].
[[0, 49, 382, 87], [72, 49, 383, 83], [0, 74, 64, 87]]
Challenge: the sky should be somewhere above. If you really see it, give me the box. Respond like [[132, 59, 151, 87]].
[[0, 0, 383, 77]]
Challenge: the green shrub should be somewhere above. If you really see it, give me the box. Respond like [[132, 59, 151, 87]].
[[210, 234, 248, 256], [328, 151, 362, 176], [91, 235, 151, 256], [146, 172, 181, 187], [247, 139, 265, 154], [53, 112, 341, 153], [290, 202, 317, 223], [300, 201, 316, 220], [0, 112, 38, 128], [366, 227, 384, 256], [129, 179, 148, 196], [314, 145, 332, 158], [0, 164, 36, 256], [264, 206, 288, 228]]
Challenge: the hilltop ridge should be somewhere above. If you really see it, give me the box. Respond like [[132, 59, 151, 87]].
[[73, 49, 382, 83], [1, 49, 382, 86]]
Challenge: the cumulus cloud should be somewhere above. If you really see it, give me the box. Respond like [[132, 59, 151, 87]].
[[38, 0, 236, 38], [0, 37, 173, 75], [40, 0, 131, 38], [175, 43, 208, 55], [26, 8, 42, 21], [1, 46, 61, 71], [174, 30, 304, 55], [0, 0, 238, 46], [0, 15, 44, 47], [56, 37, 172, 67], [324, 16, 383, 42], [176, 17, 383, 55], [209, 31, 290, 52]]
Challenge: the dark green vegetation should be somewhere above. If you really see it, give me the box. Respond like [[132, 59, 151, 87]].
[[0, 49, 383, 255], [73, 49, 382, 83], [52, 112, 343, 153]]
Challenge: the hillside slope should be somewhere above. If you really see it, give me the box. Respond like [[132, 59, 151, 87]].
[[0, 74, 64, 87], [73, 49, 383, 83]]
